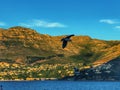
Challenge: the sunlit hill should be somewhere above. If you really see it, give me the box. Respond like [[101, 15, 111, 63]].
[[0, 26, 120, 65], [0, 26, 120, 80]]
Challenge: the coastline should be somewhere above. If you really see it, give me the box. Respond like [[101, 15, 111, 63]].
[[0, 78, 58, 82]]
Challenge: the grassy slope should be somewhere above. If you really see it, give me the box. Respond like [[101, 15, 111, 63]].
[[0, 26, 120, 65]]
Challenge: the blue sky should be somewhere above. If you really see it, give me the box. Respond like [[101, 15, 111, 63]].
[[0, 0, 120, 40]]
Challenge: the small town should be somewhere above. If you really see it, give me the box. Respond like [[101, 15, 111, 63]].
[[0, 62, 84, 81]]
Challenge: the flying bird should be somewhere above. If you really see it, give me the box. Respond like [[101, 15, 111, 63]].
[[61, 34, 75, 48]]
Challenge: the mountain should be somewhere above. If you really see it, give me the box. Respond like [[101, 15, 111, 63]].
[[0, 26, 120, 66]]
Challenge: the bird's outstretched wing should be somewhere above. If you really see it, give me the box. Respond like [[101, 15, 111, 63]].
[[66, 34, 75, 39], [61, 34, 75, 48], [62, 41, 68, 48]]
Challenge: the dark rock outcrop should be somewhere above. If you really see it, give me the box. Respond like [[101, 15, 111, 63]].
[[62, 57, 120, 81]]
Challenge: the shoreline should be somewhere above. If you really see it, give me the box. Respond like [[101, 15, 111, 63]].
[[0, 78, 58, 82]]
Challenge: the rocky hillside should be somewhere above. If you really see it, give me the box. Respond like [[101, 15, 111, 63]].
[[0, 26, 120, 65]]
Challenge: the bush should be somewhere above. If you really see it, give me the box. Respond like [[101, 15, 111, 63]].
[[71, 43, 103, 65]]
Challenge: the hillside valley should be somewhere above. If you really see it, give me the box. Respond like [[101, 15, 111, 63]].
[[0, 26, 120, 65], [0, 26, 120, 80]]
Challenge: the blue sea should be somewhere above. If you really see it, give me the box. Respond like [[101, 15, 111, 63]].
[[0, 80, 120, 90]]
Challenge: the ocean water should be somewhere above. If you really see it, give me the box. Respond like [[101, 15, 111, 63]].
[[0, 80, 120, 90]]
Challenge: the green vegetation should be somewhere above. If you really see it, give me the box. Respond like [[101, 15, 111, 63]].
[[0, 26, 120, 80], [0, 63, 83, 80], [71, 43, 103, 65]]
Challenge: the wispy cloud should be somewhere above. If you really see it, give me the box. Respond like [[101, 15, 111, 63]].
[[0, 22, 6, 26], [99, 19, 119, 24], [115, 26, 120, 29], [19, 19, 67, 28]]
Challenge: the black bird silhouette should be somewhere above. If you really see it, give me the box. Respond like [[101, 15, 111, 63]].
[[61, 34, 75, 48]]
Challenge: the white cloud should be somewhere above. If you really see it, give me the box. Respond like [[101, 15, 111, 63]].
[[99, 19, 119, 24], [115, 26, 120, 29], [19, 19, 67, 28], [0, 22, 6, 26]]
